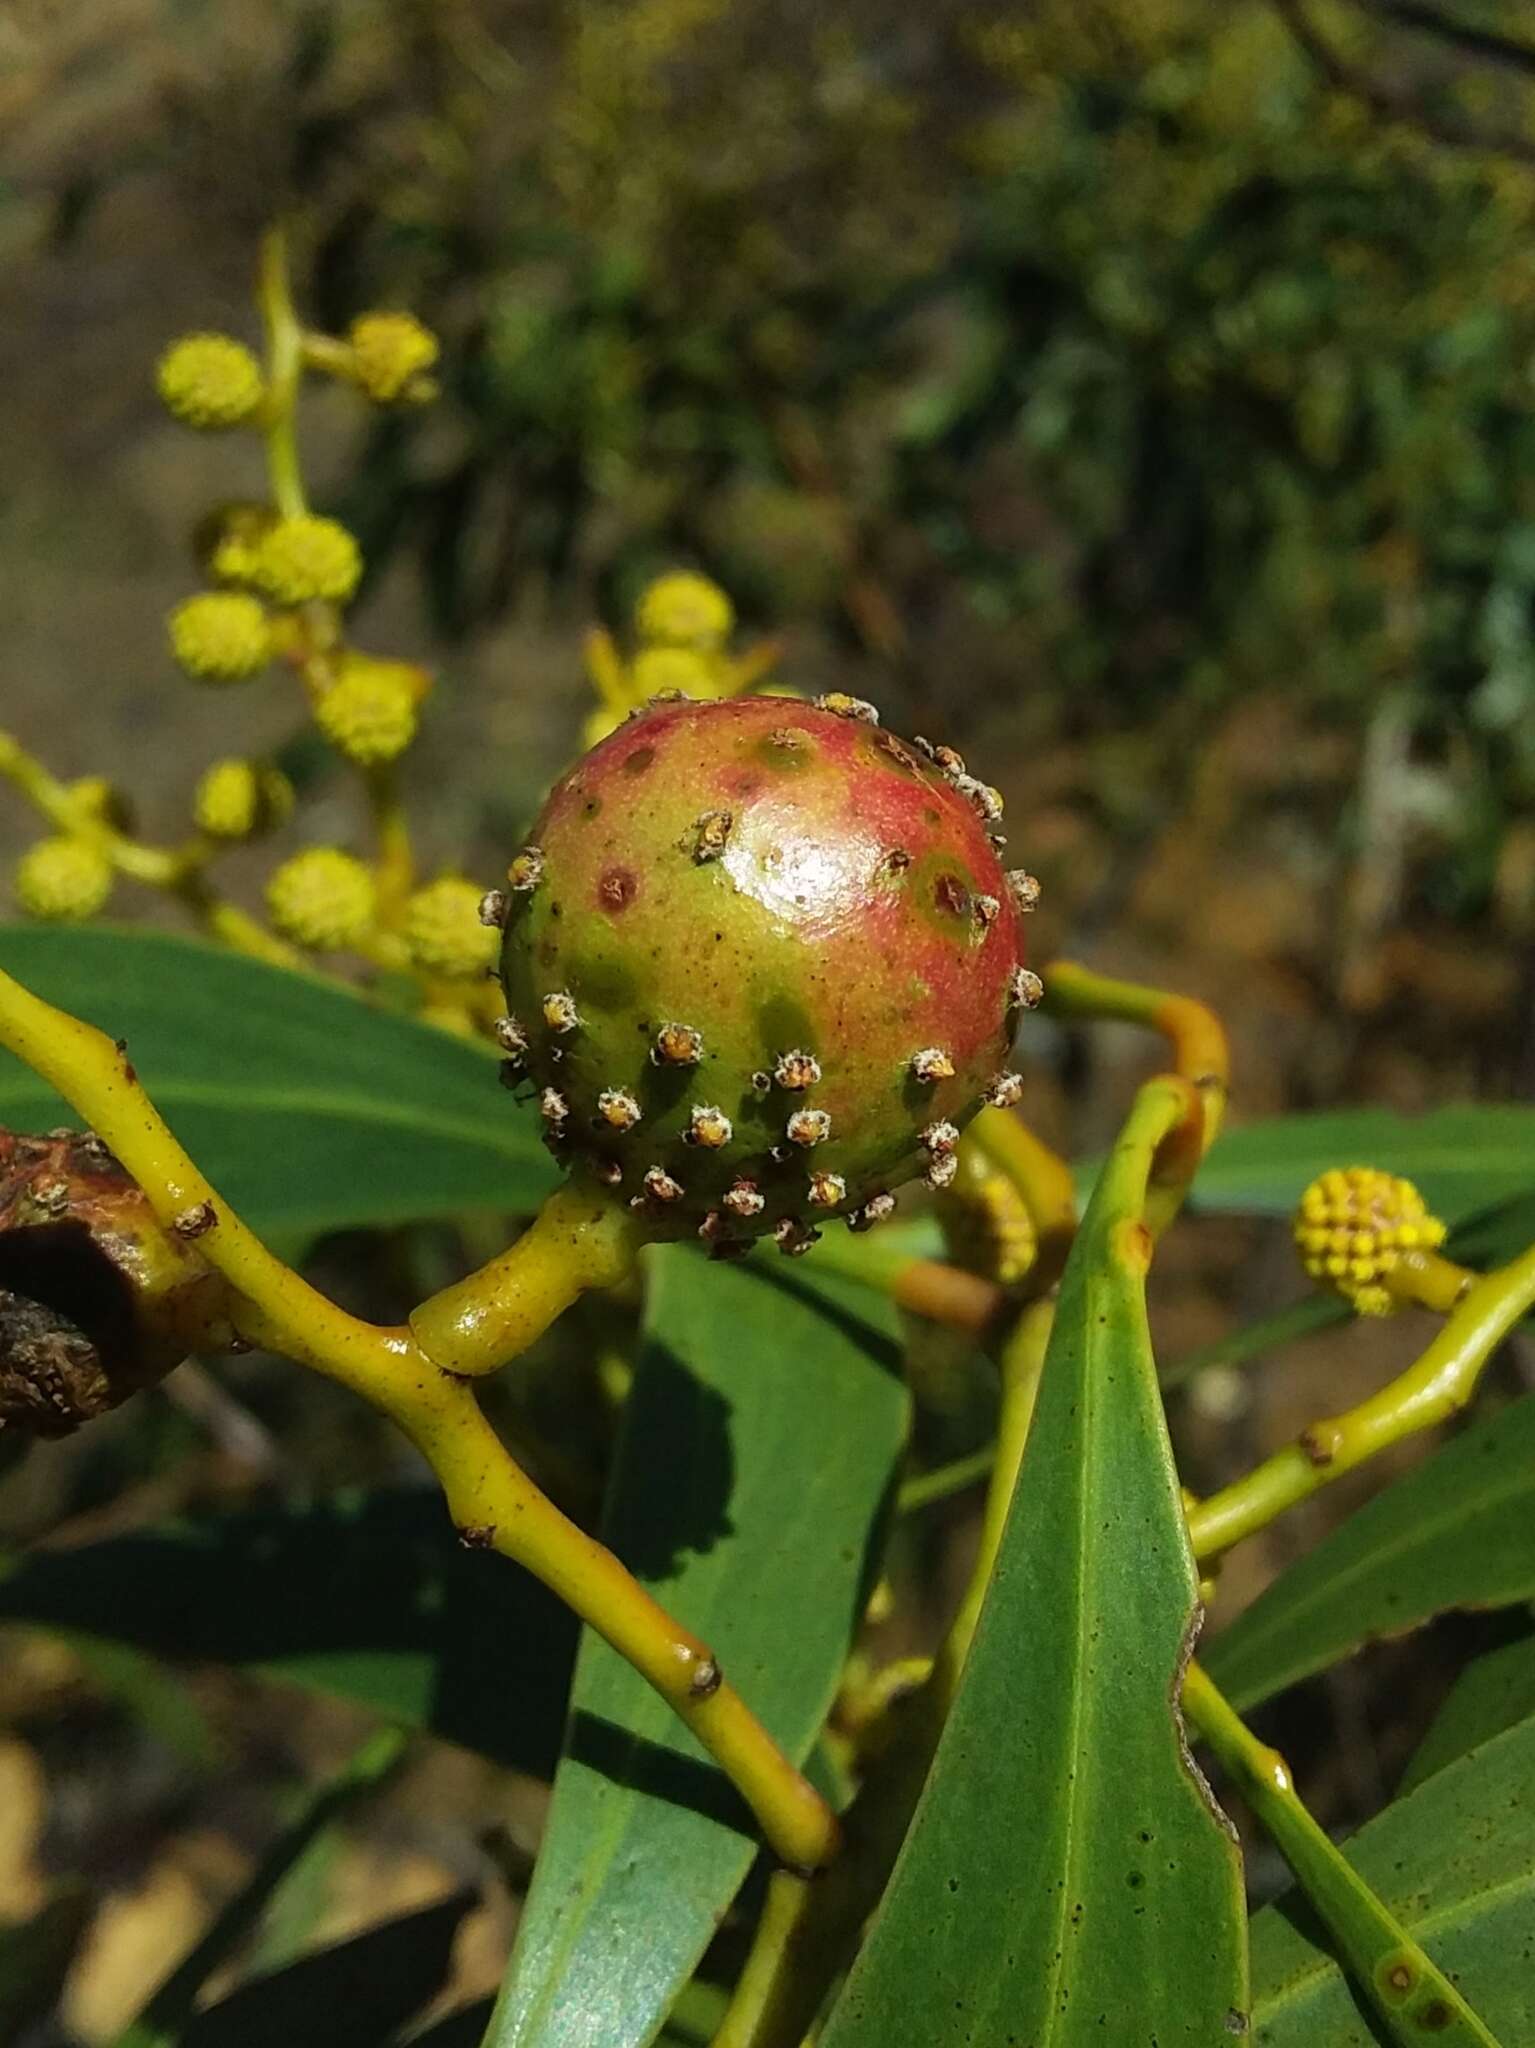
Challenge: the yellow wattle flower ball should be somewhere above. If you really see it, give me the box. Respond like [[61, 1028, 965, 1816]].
[[1293, 1166, 1448, 1317], [266, 848, 376, 952], [156, 334, 265, 429], [314, 657, 419, 764], [634, 571, 735, 652], [14, 837, 115, 922], [402, 876, 499, 980], [168, 592, 272, 682], [193, 759, 294, 841], [348, 312, 440, 403], [251, 515, 363, 607], [628, 645, 728, 703]]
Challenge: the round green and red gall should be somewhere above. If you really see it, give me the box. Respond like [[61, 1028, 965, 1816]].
[[495, 694, 1039, 1253]]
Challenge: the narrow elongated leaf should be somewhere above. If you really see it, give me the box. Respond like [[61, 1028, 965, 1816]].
[[1252, 1714, 1535, 2044], [487, 1252, 908, 2048], [0, 1490, 578, 1774], [820, 1082, 1249, 2048], [1206, 1395, 1535, 1711], [1401, 1617, 1535, 1793], [0, 926, 553, 1234], [1192, 1106, 1535, 1220]]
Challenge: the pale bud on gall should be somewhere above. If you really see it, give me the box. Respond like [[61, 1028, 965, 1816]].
[[542, 991, 582, 1034], [686, 1104, 733, 1148], [786, 1108, 832, 1147], [774, 1049, 822, 1091], [597, 1088, 642, 1130], [815, 693, 880, 724], [507, 847, 545, 892], [911, 1047, 956, 1083], [653, 1023, 704, 1066]]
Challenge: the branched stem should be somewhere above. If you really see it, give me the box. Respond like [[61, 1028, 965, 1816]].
[[0, 961, 838, 1872], [1188, 1237, 1535, 1561], [1041, 957, 1229, 1154]]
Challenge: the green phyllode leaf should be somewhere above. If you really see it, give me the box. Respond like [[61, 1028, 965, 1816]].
[[1251, 1713, 1535, 2044], [486, 1251, 908, 2048], [0, 1490, 579, 1777], [1205, 1394, 1535, 1711], [818, 1079, 1249, 2048], [0, 925, 554, 1236], [1191, 1106, 1535, 1221], [1401, 1617, 1535, 1794]]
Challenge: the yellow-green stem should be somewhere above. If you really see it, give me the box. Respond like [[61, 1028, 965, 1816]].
[[0, 961, 837, 1872], [409, 1180, 644, 1378], [365, 761, 415, 921], [1189, 1238, 1535, 1561], [256, 226, 307, 520], [1041, 958, 1229, 1157], [1183, 1663, 1498, 2046]]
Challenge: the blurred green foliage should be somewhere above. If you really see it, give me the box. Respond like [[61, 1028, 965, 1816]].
[[17, 0, 1535, 896]]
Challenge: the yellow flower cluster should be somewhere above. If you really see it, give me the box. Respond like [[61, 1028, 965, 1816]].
[[156, 334, 265, 429], [14, 838, 115, 922], [168, 592, 272, 682], [314, 657, 419, 764], [348, 312, 440, 404], [634, 571, 735, 651], [581, 569, 771, 747], [1293, 1167, 1448, 1317], [251, 516, 364, 607], [266, 849, 376, 952], [403, 877, 499, 980], [193, 760, 294, 841]]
